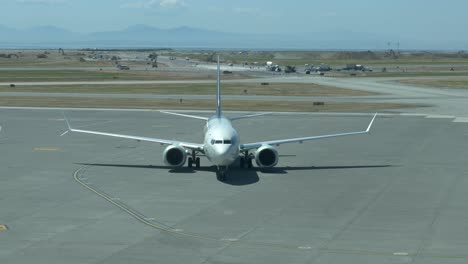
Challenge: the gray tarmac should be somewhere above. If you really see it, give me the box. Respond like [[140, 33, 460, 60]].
[[1, 109, 468, 263]]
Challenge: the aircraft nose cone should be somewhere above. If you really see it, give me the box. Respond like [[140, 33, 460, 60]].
[[212, 145, 237, 166], [215, 145, 230, 155]]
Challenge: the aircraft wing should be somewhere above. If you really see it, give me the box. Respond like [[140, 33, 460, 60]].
[[240, 113, 377, 151], [62, 114, 204, 151]]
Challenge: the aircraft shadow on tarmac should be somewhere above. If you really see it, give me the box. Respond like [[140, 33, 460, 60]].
[[76, 163, 393, 186]]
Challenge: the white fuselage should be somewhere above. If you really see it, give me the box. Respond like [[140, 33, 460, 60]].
[[203, 115, 239, 167]]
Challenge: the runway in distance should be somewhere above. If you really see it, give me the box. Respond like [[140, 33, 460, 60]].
[[62, 58, 377, 181]]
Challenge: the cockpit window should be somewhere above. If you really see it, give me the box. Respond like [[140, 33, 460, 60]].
[[211, 139, 233, 145]]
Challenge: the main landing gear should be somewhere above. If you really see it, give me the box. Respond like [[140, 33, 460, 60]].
[[187, 151, 200, 168], [239, 151, 253, 168]]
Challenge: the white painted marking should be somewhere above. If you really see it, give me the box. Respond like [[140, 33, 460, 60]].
[[426, 115, 455, 119], [399, 113, 427, 117], [144, 218, 155, 221], [172, 229, 184, 232], [223, 210, 234, 215], [0, 106, 391, 117], [453, 117, 468, 123], [393, 252, 409, 256], [221, 238, 239, 242], [298, 246, 312, 250]]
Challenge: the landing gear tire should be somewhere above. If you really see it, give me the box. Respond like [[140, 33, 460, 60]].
[[242, 152, 253, 168], [247, 157, 253, 168], [216, 169, 227, 181], [188, 157, 193, 168], [239, 157, 245, 168], [195, 157, 200, 168]]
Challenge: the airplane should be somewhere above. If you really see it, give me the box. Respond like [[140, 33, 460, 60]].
[[62, 58, 377, 181]]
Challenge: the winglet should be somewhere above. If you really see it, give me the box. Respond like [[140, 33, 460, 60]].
[[60, 111, 72, 136], [366, 113, 378, 132]]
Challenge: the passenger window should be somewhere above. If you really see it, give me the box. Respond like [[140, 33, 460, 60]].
[[215, 140, 223, 144], [223, 140, 232, 144], [211, 139, 215, 145]]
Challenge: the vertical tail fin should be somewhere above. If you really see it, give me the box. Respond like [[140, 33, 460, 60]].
[[216, 56, 222, 118]]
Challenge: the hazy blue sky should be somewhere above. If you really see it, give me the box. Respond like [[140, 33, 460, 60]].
[[2, 0, 468, 43]]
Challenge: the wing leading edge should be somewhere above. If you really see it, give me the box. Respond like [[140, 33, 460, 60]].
[[240, 113, 377, 151], [61, 113, 204, 151]]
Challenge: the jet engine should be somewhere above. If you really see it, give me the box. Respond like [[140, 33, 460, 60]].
[[163, 145, 187, 167], [255, 145, 279, 167]]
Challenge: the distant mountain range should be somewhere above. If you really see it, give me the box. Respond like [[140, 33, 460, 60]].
[[0, 24, 465, 50]]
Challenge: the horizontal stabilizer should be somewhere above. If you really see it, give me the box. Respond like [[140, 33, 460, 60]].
[[230, 112, 272, 121], [159, 111, 208, 121]]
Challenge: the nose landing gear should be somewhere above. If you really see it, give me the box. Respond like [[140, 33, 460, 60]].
[[216, 166, 228, 181]]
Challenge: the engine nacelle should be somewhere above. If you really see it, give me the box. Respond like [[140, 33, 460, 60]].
[[255, 145, 279, 168], [163, 145, 187, 167]]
